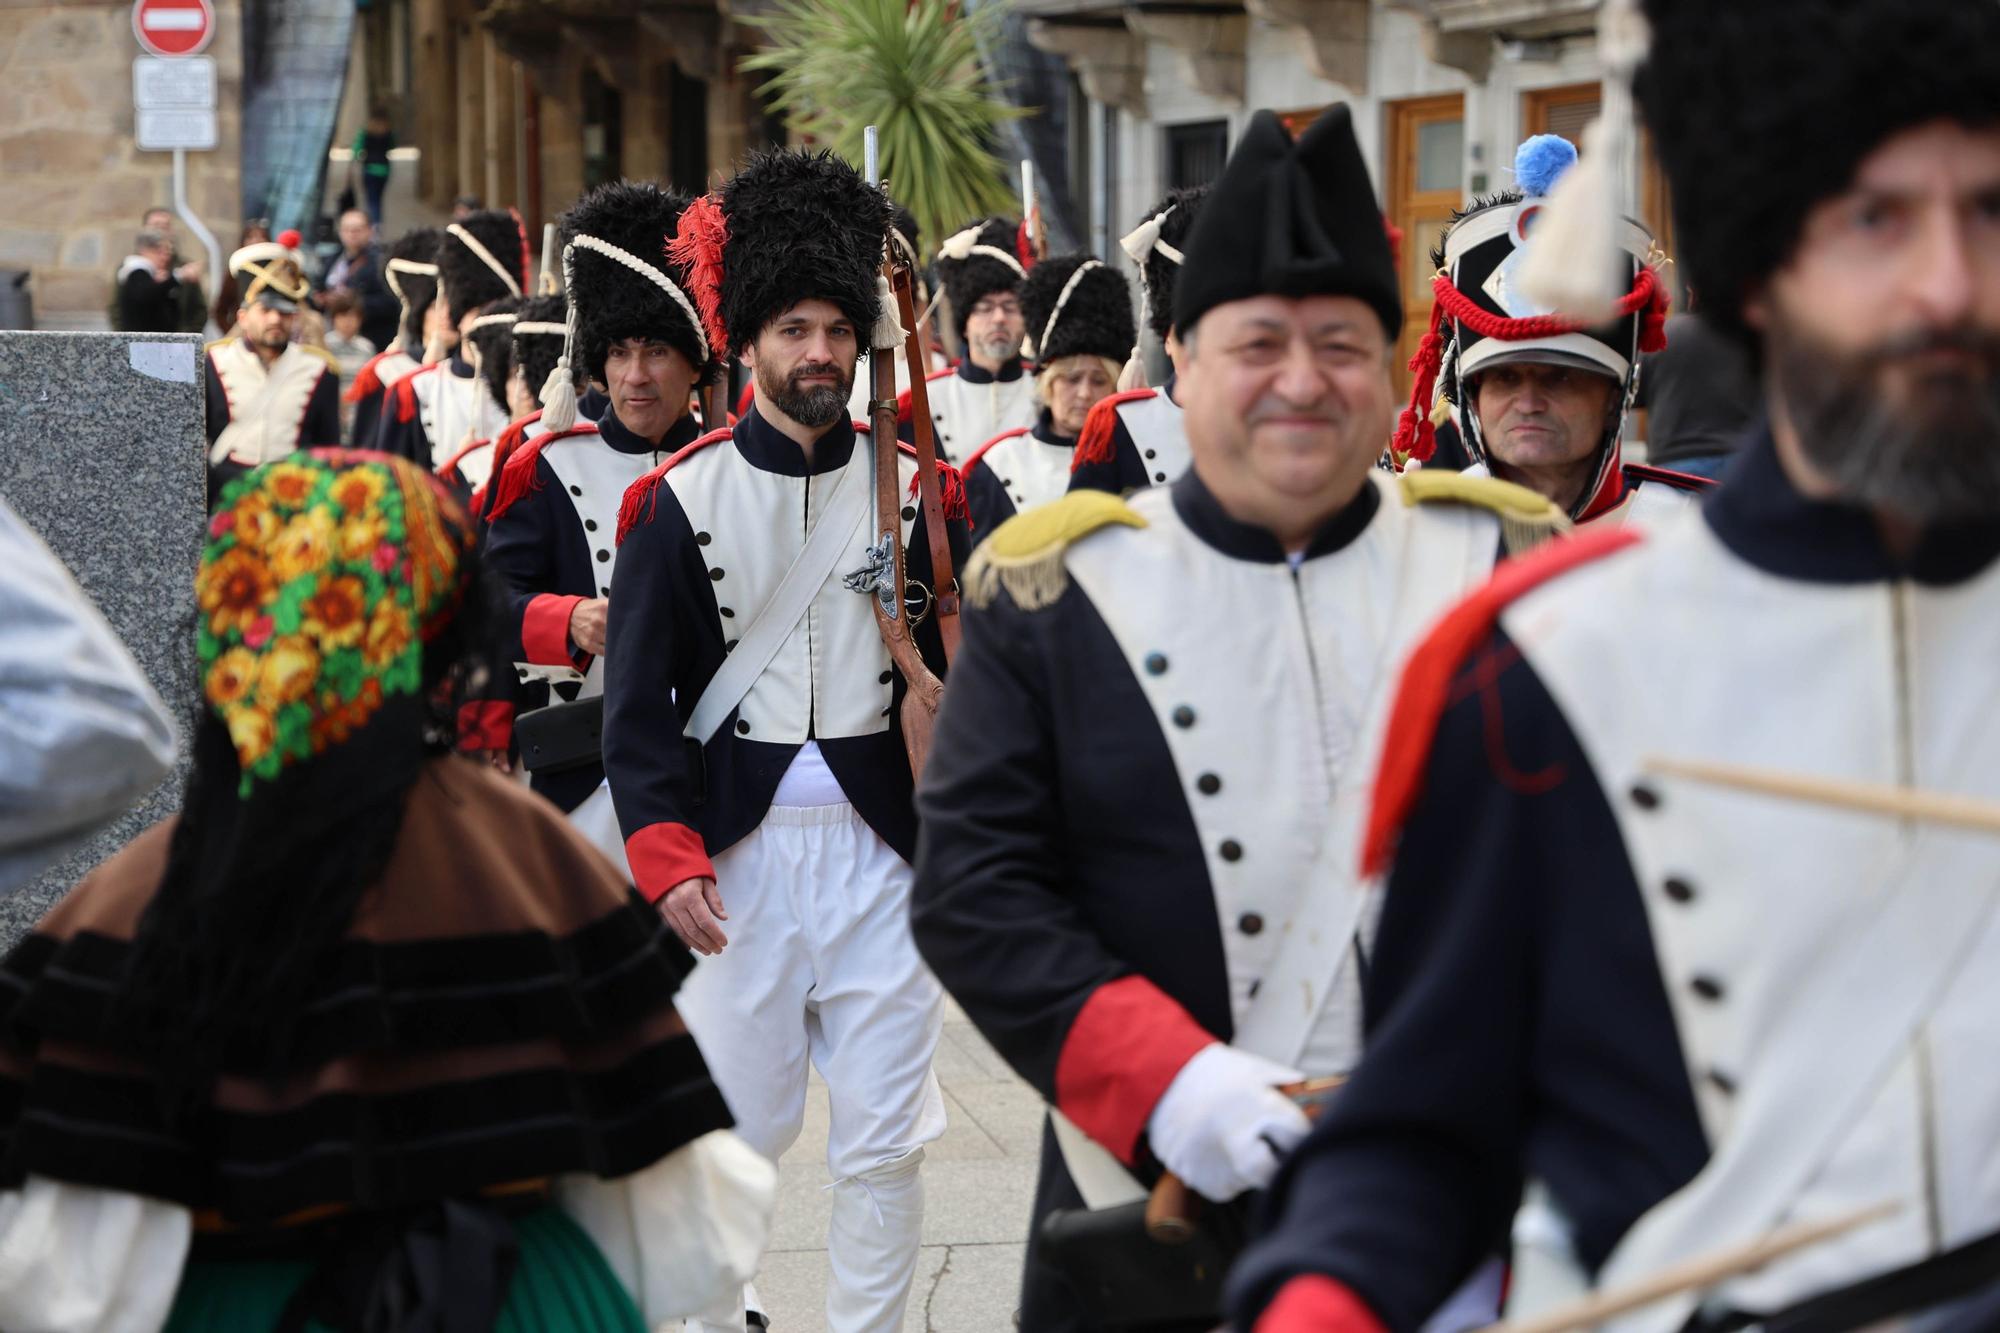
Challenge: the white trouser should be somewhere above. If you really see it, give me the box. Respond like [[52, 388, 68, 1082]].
[[568, 779, 633, 881], [678, 802, 947, 1333]]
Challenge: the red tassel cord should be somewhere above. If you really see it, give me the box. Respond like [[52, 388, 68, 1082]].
[[1391, 265, 1672, 468]]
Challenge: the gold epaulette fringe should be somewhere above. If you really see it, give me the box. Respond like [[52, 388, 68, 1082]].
[[962, 491, 1147, 611], [1398, 469, 1572, 555]]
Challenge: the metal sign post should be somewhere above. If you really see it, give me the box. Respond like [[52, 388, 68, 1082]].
[[132, 35, 220, 307]]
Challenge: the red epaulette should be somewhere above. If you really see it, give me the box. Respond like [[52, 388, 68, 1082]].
[[895, 363, 959, 425], [343, 347, 397, 403], [1623, 461, 1718, 493], [1360, 524, 1644, 878], [1071, 389, 1157, 471], [895, 439, 970, 522], [616, 426, 733, 545], [961, 426, 1030, 476], [390, 361, 440, 424], [483, 419, 602, 524], [488, 409, 543, 482]]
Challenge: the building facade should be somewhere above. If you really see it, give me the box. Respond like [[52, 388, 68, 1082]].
[[1022, 0, 1673, 376]]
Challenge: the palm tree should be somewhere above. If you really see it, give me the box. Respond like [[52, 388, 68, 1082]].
[[739, 0, 1026, 253]]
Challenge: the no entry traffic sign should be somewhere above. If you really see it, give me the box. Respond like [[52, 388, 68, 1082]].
[[132, 0, 214, 58]]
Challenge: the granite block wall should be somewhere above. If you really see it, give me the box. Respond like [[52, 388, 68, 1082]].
[[0, 331, 205, 945]]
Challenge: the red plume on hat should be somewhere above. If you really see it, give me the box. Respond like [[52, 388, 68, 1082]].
[[667, 195, 730, 358]]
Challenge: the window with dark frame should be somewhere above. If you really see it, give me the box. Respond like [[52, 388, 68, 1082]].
[[1162, 119, 1229, 192]]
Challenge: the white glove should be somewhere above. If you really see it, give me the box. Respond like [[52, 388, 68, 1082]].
[[1145, 1043, 1310, 1202]]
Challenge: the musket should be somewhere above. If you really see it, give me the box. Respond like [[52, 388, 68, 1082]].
[[860, 127, 958, 777], [1476, 1200, 1899, 1333], [1641, 757, 2000, 834]]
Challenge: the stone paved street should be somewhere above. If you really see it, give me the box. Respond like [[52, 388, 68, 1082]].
[[758, 1000, 1041, 1332]]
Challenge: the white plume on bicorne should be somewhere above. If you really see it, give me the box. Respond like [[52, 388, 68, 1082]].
[[938, 224, 984, 263], [537, 243, 582, 433], [1515, 0, 1650, 323]]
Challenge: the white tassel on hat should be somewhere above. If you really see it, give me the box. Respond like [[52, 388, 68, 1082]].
[[538, 243, 583, 433], [1114, 206, 1184, 392], [872, 272, 907, 352], [1515, 0, 1650, 323], [939, 225, 982, 262]]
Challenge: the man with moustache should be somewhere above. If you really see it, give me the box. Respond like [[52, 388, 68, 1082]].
[[203, 243, 341, 497], [910, 105, 1564, 1332], [903, 216, 1038, 463], [1391, 133, 1702, 527], [1229, 3, 2000, 1330], [605, 150, 969, 1333], [475, 181, 715, 870]]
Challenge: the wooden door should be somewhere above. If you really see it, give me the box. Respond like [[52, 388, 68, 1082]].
[[1525, 82, 1681, 306], [1386, 93, 1465, 394]]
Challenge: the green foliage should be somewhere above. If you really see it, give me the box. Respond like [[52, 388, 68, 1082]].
[[739, 0, 1027, 253]]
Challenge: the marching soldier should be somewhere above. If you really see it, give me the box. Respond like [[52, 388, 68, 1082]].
[[962, 252, 1135, 538], [902, 216, 1037, 463], [204, 242, 341, 496], [434, 295, 522, 499], [605, 149, 969, 1332], [342, 226, 441, 448], [1230, 2, 2000, 1329], [1068, 185, 1208, 496], [376, 209, 528, 467], [1391, 134, 1705, 524], [476, 181, 714, 869], [910, 105, 1564, 1332]]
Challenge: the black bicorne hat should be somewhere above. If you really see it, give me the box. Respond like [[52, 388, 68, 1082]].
[[557, 180, 713, 383], [1021, 253, 1135, 367], [936, 217, 1027, 339], [1636, 0, 2000, 347], [438, 210, 528, 324], [1174, 106, 1400, 342], [670, 149, 889, 360]]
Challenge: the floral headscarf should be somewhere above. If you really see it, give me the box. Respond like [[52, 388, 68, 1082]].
[[198, 450, 476, 793]]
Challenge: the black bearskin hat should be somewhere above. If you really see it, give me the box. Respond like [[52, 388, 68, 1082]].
[[465, 296, 523, 415], [1021, 254, 1135, 367], [386, 226, 442, 350], [1175, 106, 1399, 342], [438, 209, 528, 325], [509, 295, 571, 405], [558, 180, 714, 383], [1636, 0, 2000, 345], [669, 149, 889, 359], [936, 217, 1027, 339], [1130, 186, 1208, 342]]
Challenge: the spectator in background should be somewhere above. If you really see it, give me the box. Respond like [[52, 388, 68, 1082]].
[[321, 289, 377, 442], [138, 206, 208, 333], [114, 229, 188, 333], [353, 107, 395, 225], [1634, 308, 1761, 480], [451, 193, 484, 221], [210, 219, 270, 332], [318, 209, 399, 350]]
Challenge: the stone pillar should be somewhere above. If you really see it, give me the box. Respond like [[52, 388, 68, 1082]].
[[483, 37, 518, 209], [537, 56, 586, 217], [456, 24, 486, 208], [413, 0, 455, 207]]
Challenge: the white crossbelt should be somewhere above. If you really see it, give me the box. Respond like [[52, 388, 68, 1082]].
[[682, 452, 872, 746]]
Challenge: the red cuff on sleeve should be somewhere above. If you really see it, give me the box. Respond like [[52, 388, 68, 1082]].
[[626, 823, 716, 902], [522, 593, 587, 668], [1255, 1277, 1388, 1333], [457, 700, 514, 751], [1054, 974, 1216, 1165]]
